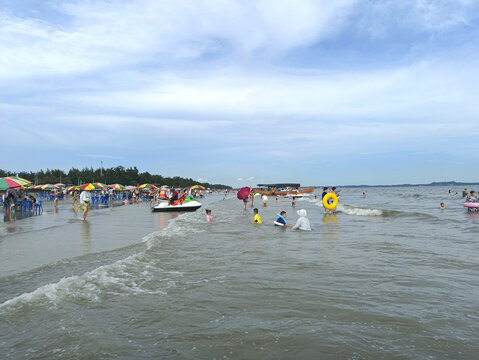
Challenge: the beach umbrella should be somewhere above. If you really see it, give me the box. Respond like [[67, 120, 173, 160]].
[[38, 184, 58, 190], [54, 183, 65, 187], [188, 185, 205, 190], [109, 184, 125, 191], [78, 183, 102, 191], [125, 185, 136, 190], [66, 185, 79, 191], [137, 184, 158, 190], [0, 176, 32, 191], [92, 182, 108, 189], [237, 186, 251, 200]]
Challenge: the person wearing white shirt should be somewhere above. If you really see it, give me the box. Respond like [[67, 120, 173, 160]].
[[292, 209, 311, 231], [79, 190, 92, 220]]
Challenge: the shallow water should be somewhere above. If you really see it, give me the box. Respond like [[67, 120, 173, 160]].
[[1, 187, 478, 359]]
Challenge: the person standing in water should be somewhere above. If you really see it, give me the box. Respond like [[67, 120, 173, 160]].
[[54, 191, 60, 210], [206, 209, 217, 222], [252, 208, 262, 224], [321, 187, 328, 214], [262, 194, 268, 207], [79, 189, 92, 221]]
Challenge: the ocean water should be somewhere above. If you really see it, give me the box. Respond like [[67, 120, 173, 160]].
[[1, 186, 478, 359]]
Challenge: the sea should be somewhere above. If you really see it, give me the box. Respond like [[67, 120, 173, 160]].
[[1, 186, 478, 359]]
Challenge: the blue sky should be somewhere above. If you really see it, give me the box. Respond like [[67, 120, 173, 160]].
[[1, 0, 479, 186]]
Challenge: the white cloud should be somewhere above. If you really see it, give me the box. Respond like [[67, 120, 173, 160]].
[[0, 0, 360, 78], [2, 0, 479, 183]]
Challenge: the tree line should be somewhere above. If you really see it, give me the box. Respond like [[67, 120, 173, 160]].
[[0, 166, 231, 190]]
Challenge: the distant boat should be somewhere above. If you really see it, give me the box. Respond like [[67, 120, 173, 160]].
[[254, 183, 315, 196]]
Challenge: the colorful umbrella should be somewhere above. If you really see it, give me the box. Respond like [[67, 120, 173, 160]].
[[237, 186, 251, 200], [78, 183, 102, 191], [0, 176, 32, 191], [137, 184, 159, 190], [188, 185, 205, 190], [92, 182, 108, 189], [109, 184, 125, 191], [37, 184, 58, 190], [66, 185, 80, 191]]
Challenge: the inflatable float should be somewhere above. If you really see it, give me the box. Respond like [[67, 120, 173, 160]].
[[464, 202, 479, 209], [323, 193, 339, 210], [152, 196, 202, 212]]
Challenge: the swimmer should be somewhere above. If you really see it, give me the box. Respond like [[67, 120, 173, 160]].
[[274, 211, 290, 227], [465, 191, 478, 212], [292, 209, 311, 231], [440, 202, 446, 210], [252, 208, 262, 224], [206, 209, 217, 222], [262, 194, 268, 207]]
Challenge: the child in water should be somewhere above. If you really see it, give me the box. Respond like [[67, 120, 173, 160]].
[[440, 202, 446, 210], [274, 211, 290, 227], [206, 209, 217, 222], [252, 208, 262, 224], [292, 209, 311, 230]]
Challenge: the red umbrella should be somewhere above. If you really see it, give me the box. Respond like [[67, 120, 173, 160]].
[[237, 187, 251, 200]]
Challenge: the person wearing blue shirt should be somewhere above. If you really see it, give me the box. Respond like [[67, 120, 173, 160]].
[[274, 211, 290, 227]]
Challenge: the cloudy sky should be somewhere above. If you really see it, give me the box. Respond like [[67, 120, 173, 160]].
[[1, 0, 478, 186]]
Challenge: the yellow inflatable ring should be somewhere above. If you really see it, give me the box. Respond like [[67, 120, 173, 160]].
[[322, 193, 338, 210]]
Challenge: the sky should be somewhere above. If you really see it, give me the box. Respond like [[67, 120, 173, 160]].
[[1, 0, 479, 186]]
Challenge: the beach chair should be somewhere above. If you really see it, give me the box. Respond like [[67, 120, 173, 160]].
[[35, 200, 43, 215], [1, 199, 7, 212], [21, 200, 31, 213]]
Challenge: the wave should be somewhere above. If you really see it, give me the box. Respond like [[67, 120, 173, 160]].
[[337, 204, 385, 216], [302, 197, 437, 219], [143, 211, 205, 250], [0, 212, 206, 316], [301, 197, 386, 217]]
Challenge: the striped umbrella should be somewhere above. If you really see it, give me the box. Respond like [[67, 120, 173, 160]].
[[188, 185, 205, 190], [109, 184, 125, 191], [78, 183, 103, 191], [0, 176, 32, 191], [92, 182, 108, 189], [37, 184, 58, 190], [137, 184, 158, 190], [66, 185, 80, 191]]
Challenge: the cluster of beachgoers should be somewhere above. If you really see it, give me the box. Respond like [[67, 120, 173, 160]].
[[0, 176, 220, 221]]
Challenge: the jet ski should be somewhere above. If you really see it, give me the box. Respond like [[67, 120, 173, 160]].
[[151, 196, 202, 212]]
